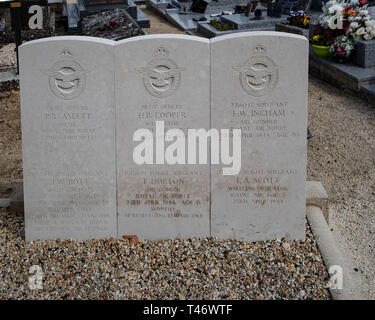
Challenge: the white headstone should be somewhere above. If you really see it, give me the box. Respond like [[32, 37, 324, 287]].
[[210, 32, 308, 241], [115, 35, 211, 240], [20, 32, 309, 242], [20, 37, 117, 240]]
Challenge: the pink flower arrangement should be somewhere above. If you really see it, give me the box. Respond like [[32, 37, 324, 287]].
[[329, 35, 355, 61]]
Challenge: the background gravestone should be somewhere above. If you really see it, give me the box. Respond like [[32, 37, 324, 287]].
[[20, 37, 117, 241], [211, 32, 308, 242], [115, 35, 211, 240]]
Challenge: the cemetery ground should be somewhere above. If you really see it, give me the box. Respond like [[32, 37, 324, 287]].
[[140, 5, 186, 35], [0, 12, 373, 301], [0, 77, 374, 300]]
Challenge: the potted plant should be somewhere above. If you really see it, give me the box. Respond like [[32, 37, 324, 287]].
[[311, 36, 331, 58], [329, 35, 356, 62], [288, 10, 310, 29], [209, 19, 236, 31], [310, 24, 341, 58]]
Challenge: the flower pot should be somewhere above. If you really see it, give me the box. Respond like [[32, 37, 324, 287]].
[[332, 54, 352, 63], [312, 44, 331, 58], [335, 57, 349, 63]]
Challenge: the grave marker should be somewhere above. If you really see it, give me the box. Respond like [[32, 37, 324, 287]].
[[20, 32, 308, 242], [210, 32, 308, 241], [20, 37, 117, 240], [115, 35, 211, 240]]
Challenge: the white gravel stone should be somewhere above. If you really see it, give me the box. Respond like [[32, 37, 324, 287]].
[[0, 207, 331, 300], [0, 44, 16, 68]]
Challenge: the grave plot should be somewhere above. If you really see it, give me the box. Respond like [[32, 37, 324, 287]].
[[197, 0, 306, 37], [3, 29, 371, 300], [19, 37, 118, 241], [146, 0, 252, 31], [81, 8, 145, 40], [146, 0, 305, 35], [115, 35, 211, 240], [0, 0, 372, 298], [270, 1, 375, 105], [211, 32, 308, 241], [19, 32, 308, 242], [65, 0, 150, 30], [306, 3, 375, 104]]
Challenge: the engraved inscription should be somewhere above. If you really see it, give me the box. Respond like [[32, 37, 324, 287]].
[[118, 101, 209, 222]]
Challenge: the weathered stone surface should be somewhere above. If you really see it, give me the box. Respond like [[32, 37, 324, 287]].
[[20, 37, 117, 240], [355, 39, 375, 68], [306, 181, 329, 222], [275, 22, 309, 38], [115, 35, 210, 240], [210, 31, 308, 242], [221, 14, 286, 30], [19, 33, 310, 242], [309, 45, 375, 92]]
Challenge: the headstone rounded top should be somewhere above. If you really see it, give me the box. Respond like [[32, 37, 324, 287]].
[[211, 31, 309, 43], [19, 36, 116, 50]]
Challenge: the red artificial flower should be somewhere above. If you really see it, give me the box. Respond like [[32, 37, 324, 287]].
[[359, 0, 367, 5], [109, 19, 118, 27]]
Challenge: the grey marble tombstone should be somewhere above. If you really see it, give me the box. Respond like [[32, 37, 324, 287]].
[[20, 37, 117, 240], [210, 32, 308, 242], [115, 35, 210, 240]]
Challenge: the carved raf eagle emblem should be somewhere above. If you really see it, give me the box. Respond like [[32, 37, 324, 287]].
[[233, 44, 279, 97], [137, 47, 184, 98], [47, 60, 86, 100]]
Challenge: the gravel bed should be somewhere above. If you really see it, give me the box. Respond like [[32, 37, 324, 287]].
[[1, 77, 373, 300], [0, 9, 142, 70], [0, 44, 16, 68], [307, 77, 375, 299], [0, 208, 331, 300], [1, 14, 373, 299], [81, 9, 143, 40]]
